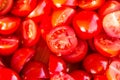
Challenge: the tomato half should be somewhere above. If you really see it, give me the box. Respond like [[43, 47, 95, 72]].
[[0, 0, 13, 15], [73, 10, 102, 40], [102, 10, 120, 38], [78, 0, 105, 10], [11, 0, 37, 17], [94, 33, 120, 57], [46, 25, 78, 56], [0, 16, 21, 35]]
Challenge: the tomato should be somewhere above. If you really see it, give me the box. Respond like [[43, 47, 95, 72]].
[[70, 70, 91, 80], [0, 36, 19, 56], [21, 19, 40, 47], [83, 53, 108, 74], [11, 48, 35, 73], [0, 67, 21, 80], [22, 61, 49, 79], [49, 54, 67, 77], [46, 25, 78, 56], [63, 39, 88, 63], [0, 16, 21, 35], [106, 60, 120, 80], [99, 0, 120, 18], [11, 0, 37, 17], [94, 33, 120, 57], [51, 7, 75, 27], [73, 10, 102, 40], [78, 0, 105, 10], [27, 0, 51, 23], [94, 74, 108, 80], [51, 0, 77, 8], [102, 10, 120, 38], [0, 0, 13, 15]]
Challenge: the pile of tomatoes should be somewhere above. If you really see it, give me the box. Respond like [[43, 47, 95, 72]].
[[0, 0, 120, 80]]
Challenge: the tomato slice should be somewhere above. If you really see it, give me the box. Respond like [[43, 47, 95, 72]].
[[106, 60, 120, 80], [103, 10, 120, 38], [46, 25, 78, 56], [0, 36, 19, 56], [21, 19, 40, 47], [78, 0, 105, 10], [94, 33, 120, 57], [0, 0, 13, 15], [0, 16, 21, 35]]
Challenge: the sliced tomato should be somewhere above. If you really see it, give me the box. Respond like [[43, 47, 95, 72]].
[[73, 10, 102, 40], [99, 0, 120, 18], [21, 19, 40, 47], [103, 10, 120, 38], [11, 48, 35, 73], [46, 25, 78, 56], [94, 33, 120, 57], [106, 60, 120, 80], [62, 39, 88, 63], [11, 0, 37, 17], [0, 0, 13, 15], [78, 0, 105, 10], [0, 16, 21, 35], [0, 36, 19, 56], [51, 7, 75, 27]]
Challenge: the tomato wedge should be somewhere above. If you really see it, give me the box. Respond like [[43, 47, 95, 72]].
[[46, 25, 78, 56]]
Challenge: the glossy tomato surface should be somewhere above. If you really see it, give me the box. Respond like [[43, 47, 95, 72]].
[[0, 0, 13, 15], [46, 25, 78, 56], [73, 10, 102, 40]]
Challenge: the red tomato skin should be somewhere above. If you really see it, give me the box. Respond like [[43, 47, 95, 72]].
[[21, 19, 40, 47], [63, 39, 88, 63], [11, 48, 35, 73], [83, 53, 108, 74], [11, 0, 37, 17], [46, 25, 78, 56], [0, 16, 21, 35], [70, 70, 91, 80], [73, 10, 102, 40], [94, 74, 108, 80], [49, 54, 67, 77], [78, 0, 105, 10], [0, 0, 13, 15], [99, 0, 120, 18], [22, 61, 49, 79], [94, 33, 120, 57], [27, 0, 52, 23], [0, 36, 19, 56], [0, 67, 21, 80]]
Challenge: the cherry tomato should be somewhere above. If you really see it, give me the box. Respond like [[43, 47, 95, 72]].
[[0, 36, 19, 56], [11, 48, 35, 73], [11, 0, 37, 17], [21, 19, 40, 47], [70, 70, 91, 80], [0, 0, 13, 15], [99, 0, 120, 18], [46, 25, 78, 56], [78, 0, 105, 10], [49, 54, 67, 77], [94, 33, 120, 57], [106, 60, 120, 80], [0, 67, 21, 80], [22, 61, 49, 80], [73, 10, 102, 40], [83, 53, 108, 74], [63, 39, 88, 63], [0, 16, 21, 35], [94, 74, 108, 80], [103, 10, 120, 38], [27, 0, 51, 23], [51, 7, 75, 27]]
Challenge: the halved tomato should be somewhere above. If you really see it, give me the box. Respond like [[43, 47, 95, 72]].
[[0, 0, 13, 15], [46, 25, 78, 56]]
